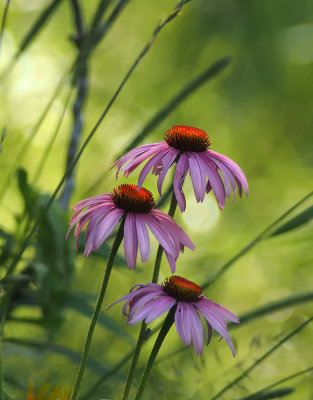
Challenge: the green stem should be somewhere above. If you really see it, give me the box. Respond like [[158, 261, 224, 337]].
[[122, 321, 147, 400], [122, 192, 177, 400], [69, 217, 125, 400], [134, 307, 176, 400]]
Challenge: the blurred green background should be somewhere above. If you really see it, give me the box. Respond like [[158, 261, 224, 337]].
[[0, 0, 313, 399]]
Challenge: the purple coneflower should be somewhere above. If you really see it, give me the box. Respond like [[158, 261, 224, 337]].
[[107, 275, 239, 355], [67, 184, 194, 271], [112, 126, 248, 212]]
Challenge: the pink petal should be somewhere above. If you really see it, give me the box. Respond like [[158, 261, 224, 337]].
[[124, 213, 138, 269], [94, 208, 124, 248], [111, 143, 164, 178], [173, 154, 189, 212], [138, 149, 169, 188], [208, 150, 248, 196], [123, 145, 168, 178], [188, 153, 206, 202], [84, 208, 123, 256], [164, 251, 176, 273], [144, 215, 176, 257], [199, 153, 226, 210], [129, 296, 171, 325], [129, 290, 166, 320], [144, 297, 176, 324], [151, 210, 195, 251], [72, 194, 112, 211], [196, 300, 236, 356], [135, 215, 150, 262], [187, 304, 204, 355], [201, 299, 240, 323], [157, 149, 179, 195], [175, 301, 192, 346]]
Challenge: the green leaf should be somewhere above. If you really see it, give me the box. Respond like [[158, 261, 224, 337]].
[[0, 229, 14, 265], [31, 195, 75, 333], [66, 292, 132, 342], [237, 387, 295, 400], [3, 337, 108, 374], [3, 387, 17, 400], [16, 168, 39, 217], [270, 205, 313, 236]]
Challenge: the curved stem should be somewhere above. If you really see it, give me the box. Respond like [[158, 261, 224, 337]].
[[122, 192, 177, 400], [134, 307, 176, 400], [69, 217, 125, 400]]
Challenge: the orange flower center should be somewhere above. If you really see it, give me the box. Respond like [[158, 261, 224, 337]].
[[164, 126, 211, 152], [163, 275, 202, 302], [111, 184, 155, 213]]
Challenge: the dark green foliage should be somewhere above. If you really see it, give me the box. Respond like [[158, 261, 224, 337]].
[[3, 337, 109, 374], [237, 387, 295, 400], [66, 291, 132, 341], [31, 194, 74, 332], [16, 168, 39, 219], [0, 230, 14, 265], [270, 205, 313, 236]]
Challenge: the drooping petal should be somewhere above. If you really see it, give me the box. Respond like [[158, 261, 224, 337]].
[[207, 150, 248, 197], [188, 153, 206, 202], [124, 213, 139, 269], [157, 149, 180, 195], [94, 208, 124, 248], [186, 304, 204, 355], [201, 299, 240, 323], [129, 296, 172, 325], [199, 153, 226, 210], [135, 215, 150, 262], [137, 149, 169, 188], [151, 210, 195, 251], [144, 215, 176, 257], [173, 154, 189, 212], [164, 251, 177, 273], [196, 300, 236, 356], [206, 322, 213, 345], [144, 297, 176, 324], [84, 208, 123, 256], [175, 301, 192, 346], [129, 290, 166, 320]]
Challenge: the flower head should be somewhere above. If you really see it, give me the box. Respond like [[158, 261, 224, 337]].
[[67, 184, 195, 271], [112, 125, 248, 212], [107, 275, 239, 355]]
